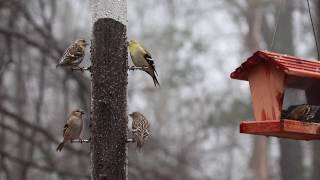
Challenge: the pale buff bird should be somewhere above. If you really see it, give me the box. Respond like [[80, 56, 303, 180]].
[[129, 112, 151, 150], [56, 109, 84, 152], [56, 39, 88, 68], [128, 39, 160, 87]]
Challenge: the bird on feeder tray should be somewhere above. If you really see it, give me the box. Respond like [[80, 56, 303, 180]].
[[56, 39, 89, 71], [282, 104, 320, 123], [129, 112, 151, 151], [128, 39, 160, 87], [56, 109, 85, 152]]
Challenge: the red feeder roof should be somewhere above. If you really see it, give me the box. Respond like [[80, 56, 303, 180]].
[[231, 51, 320, 81]]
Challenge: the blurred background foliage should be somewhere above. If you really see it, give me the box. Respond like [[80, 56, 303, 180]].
[[0, 0, 319, 180]]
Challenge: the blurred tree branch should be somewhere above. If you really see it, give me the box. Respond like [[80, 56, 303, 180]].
[[0, 105, 89, 156], [0, 149, 89, 179]]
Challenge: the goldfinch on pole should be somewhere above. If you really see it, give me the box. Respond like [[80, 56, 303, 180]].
[[128, 40, 160, 87]]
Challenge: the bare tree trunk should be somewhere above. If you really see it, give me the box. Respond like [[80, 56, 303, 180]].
[[279, 139, 304, 180], [274, 1, 304, 180], [246, 1, 268, 180], [15, 45, 28, 180], [24, 54, 46, 179], [0, 72, 12, 179], [246, 0, 263, 52], [90, 0, 128, 179], [249, 137, 268, 180]]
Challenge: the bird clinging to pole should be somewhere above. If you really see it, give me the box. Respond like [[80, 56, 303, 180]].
[[56, 109, 85, 152], [56, 39, 89, 70], [128, 39, 160, 87], [129, 112, 151, 151]]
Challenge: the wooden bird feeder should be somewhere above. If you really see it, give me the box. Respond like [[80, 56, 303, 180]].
[[230, 51, 320, 140]]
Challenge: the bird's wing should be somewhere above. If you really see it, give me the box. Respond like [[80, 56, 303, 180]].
[[132, 117, 139, 130], [63, 124, 69, 136], [143, 48, 158, 76], [58, 44, 83, 65], [142, 115, 149, 129], [142, 117, 150, 139], [59, 43, 74, 63], [68, 45, 84, 58], [144, 48, 152, 59], [63, 114, 77, 137]]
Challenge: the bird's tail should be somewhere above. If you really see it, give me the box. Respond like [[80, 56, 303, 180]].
[[152, 73, 160, 87], [56, 141, 65, 152], [136, 135, 144, 152]]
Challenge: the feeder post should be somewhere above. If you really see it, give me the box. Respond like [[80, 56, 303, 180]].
[[245, 1, 268, 180], [90, 0, 128, 180]]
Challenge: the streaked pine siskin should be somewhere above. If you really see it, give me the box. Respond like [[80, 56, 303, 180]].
[[56, 39, 88, 68], [283, 104, 311, 120], [283, 104, 320, 122], [129, 112, 151, 150]]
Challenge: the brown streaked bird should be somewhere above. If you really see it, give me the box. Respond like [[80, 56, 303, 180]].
[[56, 39, 88, 68], [129, 112, 151, 150], [56, 109, 84, 152], [128, 39, 160, 87], [284, 104, 311, 120]]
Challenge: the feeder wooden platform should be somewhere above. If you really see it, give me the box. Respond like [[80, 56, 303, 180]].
[[231, 50, 320, 140], [240, 120, 320, 140]]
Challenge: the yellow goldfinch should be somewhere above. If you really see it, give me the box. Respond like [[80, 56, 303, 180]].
[[129, 112, 151, 150], [128, 40, 160, 87], [56, 39, 88, 68], [56, 109, 84, 152]]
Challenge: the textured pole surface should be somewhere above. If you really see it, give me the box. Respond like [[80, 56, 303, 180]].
[[90, 17, 128, 180]]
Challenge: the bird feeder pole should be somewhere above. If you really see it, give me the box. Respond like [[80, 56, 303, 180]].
[[90, 0, 128, 179]]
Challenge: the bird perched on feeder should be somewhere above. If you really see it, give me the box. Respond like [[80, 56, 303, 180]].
[[128, 39, 160, 87], [282, 104, 320, 122], [56, 39, 88, 69], [56, 109, 85, 152], [283, 104, 311, 120], [129, 112, 151, 150]]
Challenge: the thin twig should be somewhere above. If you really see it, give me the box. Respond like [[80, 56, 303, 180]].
[[0, 105, 88, 156], [71, 139, 91, 143], [71, 66, 91, 72], [0, 149, 90, 178], [128, 66, 148, 71], [126, 138, 135, 143]]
